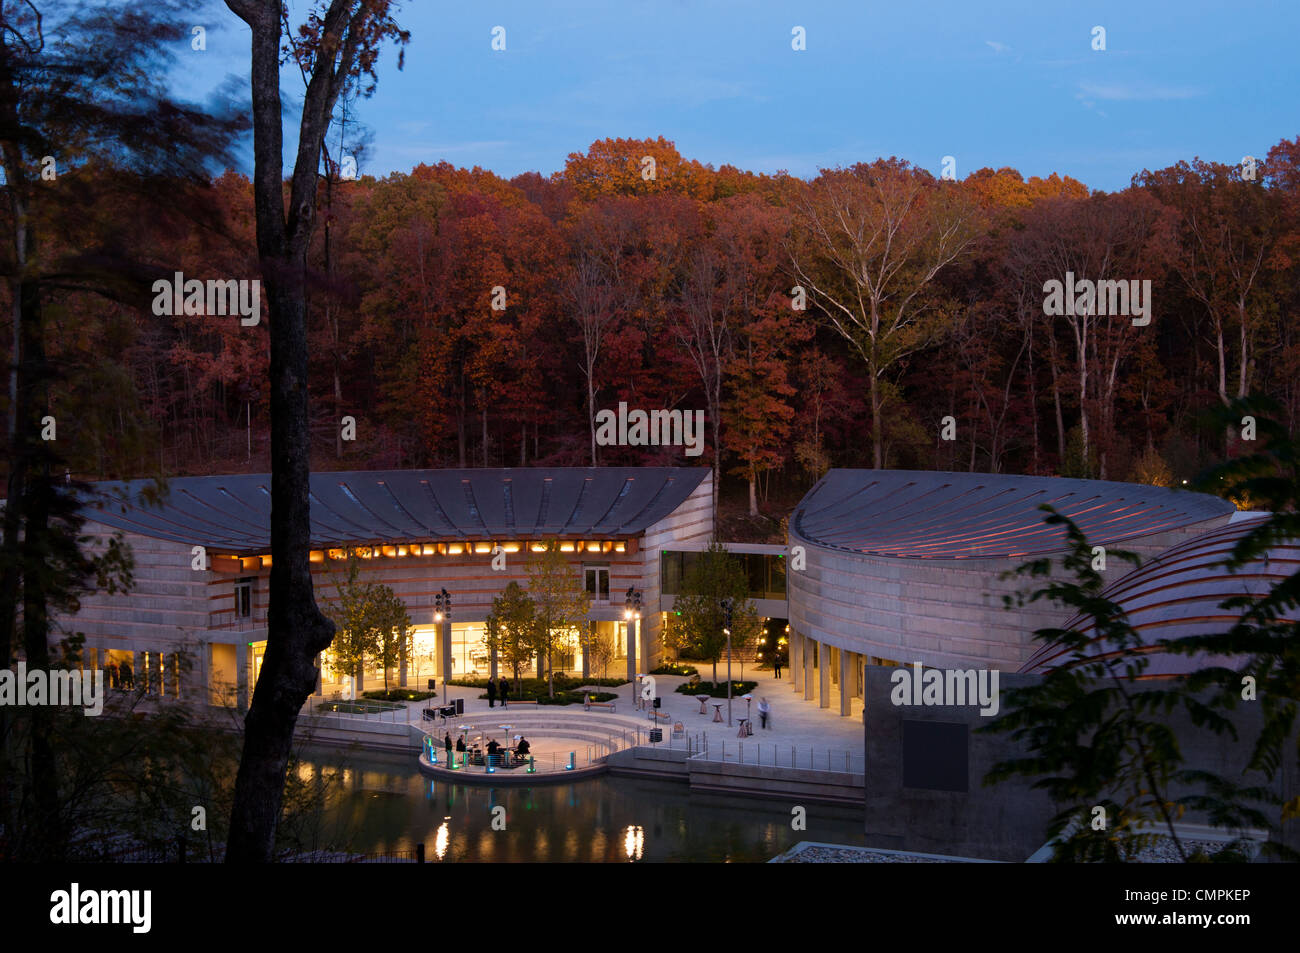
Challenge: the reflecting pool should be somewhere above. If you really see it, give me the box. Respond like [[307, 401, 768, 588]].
[[301, 748, 865, 862]]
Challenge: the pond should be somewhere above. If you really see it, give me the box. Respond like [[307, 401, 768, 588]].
[[301, 748, 865, 863]]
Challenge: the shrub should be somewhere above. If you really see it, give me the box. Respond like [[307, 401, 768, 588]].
[[361, 689, 436, 702], [651, 663, 697, 676], [453, 674, 627, 698], [673, 680, 757, 696]]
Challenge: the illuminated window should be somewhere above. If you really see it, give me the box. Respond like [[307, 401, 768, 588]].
[[584, 566, 610, 602]]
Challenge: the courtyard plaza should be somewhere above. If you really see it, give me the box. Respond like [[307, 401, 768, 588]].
[[382, 666, 865, 766]]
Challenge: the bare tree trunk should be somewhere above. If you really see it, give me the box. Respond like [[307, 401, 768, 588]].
[[223, 0, 400, 861], [869, 372, 883, 469]]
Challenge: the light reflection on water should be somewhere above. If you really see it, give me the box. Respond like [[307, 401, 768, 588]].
[[303, 748, 865, 863]]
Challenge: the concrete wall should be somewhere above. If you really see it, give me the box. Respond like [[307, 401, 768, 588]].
[[641, 471, 714, 669], [863, 664, 1299, 861], [790, 517, 1230, 672]]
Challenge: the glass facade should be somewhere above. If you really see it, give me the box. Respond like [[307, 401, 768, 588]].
[[660, 551, 787, 600]]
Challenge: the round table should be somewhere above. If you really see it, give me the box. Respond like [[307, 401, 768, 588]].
[[696, 694, 712, 714], [712, 704, 723, 723]]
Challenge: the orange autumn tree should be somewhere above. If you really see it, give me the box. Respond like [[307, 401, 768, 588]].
[[564, 136, 716, 201]]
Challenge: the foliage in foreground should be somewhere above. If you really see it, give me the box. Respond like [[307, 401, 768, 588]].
[[983, 401, 1300, 861]]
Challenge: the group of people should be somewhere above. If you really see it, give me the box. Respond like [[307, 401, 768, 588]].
[[103, 659, 134, 690], [485, 676, 512, 708], [443, 732, 531, 761]]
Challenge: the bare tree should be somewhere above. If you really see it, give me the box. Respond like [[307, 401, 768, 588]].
[[790, 159, 978, 468]]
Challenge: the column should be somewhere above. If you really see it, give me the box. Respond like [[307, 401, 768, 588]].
[[803, 638, 814, 701], [791, 630, 803, 692], [581, 624, 590, 680], [313, 653, 323, 697], [440, 620, 452, 689], [640, 617, 650, 673], [626, 619, 638, 682], [839, 647, 851, 716], [819, 642, 830, 709], [133, 650, 146, 694], [235, 642, 248, 712]]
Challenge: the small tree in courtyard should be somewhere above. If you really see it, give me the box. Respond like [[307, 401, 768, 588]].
[[580, 621, 616, 681], [484, 581, 537, 693], [370, 585, 411, 692], [323, 558, 377, 690], [526, 543, 591, 697], [664, 541, 759, 685], [323, 554, 411, 692]]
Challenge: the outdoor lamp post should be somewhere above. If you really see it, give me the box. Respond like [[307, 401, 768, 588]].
[[434, 588, 451, 709], [720, 598, 734, 726], [624, 587, 642, 683]]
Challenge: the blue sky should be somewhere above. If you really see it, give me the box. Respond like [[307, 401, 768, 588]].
[[178, 0, 1298, 192]]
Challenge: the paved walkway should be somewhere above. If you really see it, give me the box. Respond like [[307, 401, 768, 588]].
[[416, 666, 865, 761]]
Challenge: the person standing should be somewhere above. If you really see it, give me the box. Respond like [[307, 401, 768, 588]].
[[444, 732, 453, 759], [487, 677, 497, 708], [758, 697, 771, 729], [773, 658, 782, 679], [498, 676, 509, 708]]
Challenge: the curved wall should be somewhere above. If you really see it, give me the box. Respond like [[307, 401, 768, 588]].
[[788, 471, 1236, 671]]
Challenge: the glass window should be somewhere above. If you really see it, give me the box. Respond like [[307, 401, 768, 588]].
[[584, 566, 609, 602], [235, 578, 253, 618], [768, 554, 787, 599]]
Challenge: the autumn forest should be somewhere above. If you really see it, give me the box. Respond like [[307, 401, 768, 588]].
[[13, 134, 1300, 531]]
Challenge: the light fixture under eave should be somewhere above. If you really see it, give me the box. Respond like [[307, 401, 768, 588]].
[[529, 542, 547, 553]]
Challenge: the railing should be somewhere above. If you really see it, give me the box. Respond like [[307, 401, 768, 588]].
[[421, 725, 645, 775], [687, 741, 864, 775], [304, 695, 413, 725]]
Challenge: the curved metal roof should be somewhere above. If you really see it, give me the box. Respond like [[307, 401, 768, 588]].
[[791, 469, 1235, 559], [1019, 514, 1300, 676], [79, 467, 709, 555]]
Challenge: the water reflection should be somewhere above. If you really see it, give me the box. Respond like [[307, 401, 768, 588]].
[[302, 748, 865, 863], [435, 819, 450, 860], [624, 825, 644, 861]]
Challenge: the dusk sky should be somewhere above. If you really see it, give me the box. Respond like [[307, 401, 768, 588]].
[[178, 0, 1298, 191]]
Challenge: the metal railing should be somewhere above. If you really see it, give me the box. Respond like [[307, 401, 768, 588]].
[[421, 726, 644, 775], [305, 695, 413, 725], [687, 740, 863, 775]]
